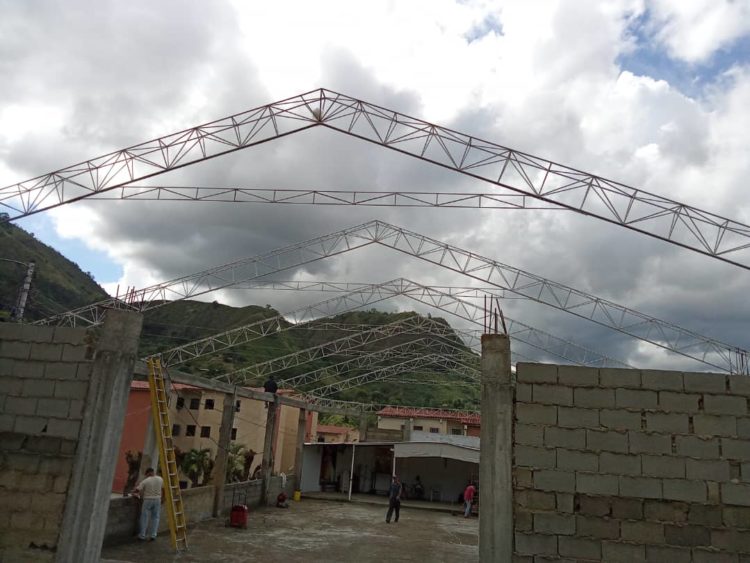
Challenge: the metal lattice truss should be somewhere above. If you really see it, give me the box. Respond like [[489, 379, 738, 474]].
[[4, 88, 750, 270], [307, 353, 479, 397], [155, 278, 627, 375], [43, 222, 746, 372], [296, 394, 480, 416]]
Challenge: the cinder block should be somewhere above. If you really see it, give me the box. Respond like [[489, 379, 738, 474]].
[[676, 436, 720, 459], [619, 476, 663, 500], [723, 505, 750, 527], [545, 427, 585, 449], [738, 418, 750, 439], [556, 493, 574, 513], [645, 545, 692, 563], [722, 482, 750, 506], [0, 340, 31, 360], [43, 363, 78, 380], [0, 357, 13, 376], [0, 413, 14, 432], [663, 479, 707, 503], [558, 407, 599, 429], [692, 548, 742, 563], [516, 424, 544, 446], [664, 524, 711, 547], [11, 361, 45, 379], [684, 372, 727, 394], [534, 469, 575, 493], [711, 529, 750, 553], [611, 497, 642, 519], [517, 363, 557, 384], [558, 536, 601, 560], [616, 388, 658, 409], [659, 391, 702, 413], [645, 499, 688, 522], [646, 412, 689, 434], [36, 398, 70, 418], [514, 468, 533, 488], [516, 489, 556, 510], [5, 397, 38, 416], [53, 380, 88, 400], [22, 378, 53, 397], [516, 404, 557, 425], [723, 438, 750, 461], [29, 343, 64, 362], [729, 375, 750, 396], [1, 376, 24, 395], [587, 429, 628, 453], [642, 455, 685, 478], [688, 505, 723, 527], [68, 399, 84, 420], [577, 494, 611, 516], [61, 344, 90, 362], [599, 367, 640, 388], [515, 383, 532, 402], [46, 418, 81, 440], [576, 515, 620, 539], [558, 365, 598, 386], [686, 459, 731, 482], [557, 449, 598, 472], [13, 415, 48, 435], [534, 512, 575, 535], [576, 473, 619, 496], [75, 362, 93, 380], [515, 445, 556, 469], [533, 384, 573, 406], [23, 435, 62, 454], [600, 409, 641, 430], [621, 520, 665, 544], [705, 394, 747, 416], [514, 508, 532, 533], [642, 370, 683, 391], [52, 326, 86, 345], [514, 532, 557, 556], [600, 452, 641, 475], [602, 541, 646, 562], [694, 414, 737, 437], [574, 388, 615, 409]]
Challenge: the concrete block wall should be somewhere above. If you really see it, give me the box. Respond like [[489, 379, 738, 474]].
[[0, 323, 93, 562], [514, 363, 750, 562]]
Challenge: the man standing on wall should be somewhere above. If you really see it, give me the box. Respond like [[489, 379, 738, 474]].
[[134, 467, 164, 541], [385, 475, 402, 523], [463, 481, 476, 518]]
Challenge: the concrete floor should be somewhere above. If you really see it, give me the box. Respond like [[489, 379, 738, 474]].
[[101, 499, 478, 562]]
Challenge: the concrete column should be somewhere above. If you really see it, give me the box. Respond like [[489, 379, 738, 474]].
[[212, 390, 236, 517], [138, 415, 159, 483], [261, 396, 279, 505], [358, 409, 368, 442], [404, 417, 414, 441], [56, 310, 143, 563], [479, 334, 513, 563], [293, 408, 307, 493]]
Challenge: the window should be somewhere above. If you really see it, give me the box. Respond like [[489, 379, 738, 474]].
[[235, 400, 241, 412], [231, 428, 237, 440], [429, 427, 440, 433], [413, 425, 423, 431], [172, 424, 181, 436], [451, 429, 463, 436], [200, 426, 211, 438], [205, 398, 215, 410], [176, 397, 184, 410], [189, 398, 200, 410], [186, 425, 196, 437]]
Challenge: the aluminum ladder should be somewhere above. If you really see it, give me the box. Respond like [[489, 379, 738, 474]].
[[146, 357, 188, 551]]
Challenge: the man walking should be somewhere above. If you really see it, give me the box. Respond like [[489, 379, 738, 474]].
[[385, 475, 402, 523], [135, 467, 164, 541], [463, 481, 476, 518]]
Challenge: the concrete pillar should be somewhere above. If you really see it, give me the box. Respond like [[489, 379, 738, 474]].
[[293, 408, 307, 493], [56, 310, 143, 563], [479, 334, 513, 563], [261, 396, 279, 505], [212, 390, 236, 517], [358, 409, 368, 442], [138, 415, 159, 483], [404, 417, 414, 441]]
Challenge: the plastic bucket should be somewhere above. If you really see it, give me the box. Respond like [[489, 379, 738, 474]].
[[293, 490, 301, 502]]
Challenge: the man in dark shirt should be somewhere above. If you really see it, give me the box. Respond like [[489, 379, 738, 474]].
[[385, 475, 402, 523], [263, 375, 278, 394]]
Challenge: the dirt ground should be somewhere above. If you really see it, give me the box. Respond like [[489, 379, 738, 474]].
[[101, 499, 479, 562]]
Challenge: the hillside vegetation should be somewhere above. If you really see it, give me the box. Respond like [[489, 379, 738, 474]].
[[1, 223, 479, 410]]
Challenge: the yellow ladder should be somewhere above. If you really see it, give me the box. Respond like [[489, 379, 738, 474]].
[[146, 357, 188, 551]]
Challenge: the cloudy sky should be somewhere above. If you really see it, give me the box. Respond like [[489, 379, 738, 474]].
[[2, 0, 750, 372]]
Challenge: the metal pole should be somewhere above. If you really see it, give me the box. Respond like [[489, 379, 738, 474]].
[[348, 443, 356, 501], [12, 260, 34, 322]]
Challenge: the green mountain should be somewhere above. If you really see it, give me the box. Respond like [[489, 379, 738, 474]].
[[0, 223, 479, 411]]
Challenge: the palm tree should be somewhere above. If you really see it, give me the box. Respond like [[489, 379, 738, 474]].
[[225, 443, 246, 483], [181, 448, 212, 488]]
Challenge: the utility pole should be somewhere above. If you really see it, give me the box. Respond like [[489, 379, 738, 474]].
[[14, 260, 35, 322]]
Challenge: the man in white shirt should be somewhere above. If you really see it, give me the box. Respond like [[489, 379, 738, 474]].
[[135, 467, 164, 541]]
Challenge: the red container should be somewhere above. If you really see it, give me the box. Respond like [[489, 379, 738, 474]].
[[229, 504, 248, 529]]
